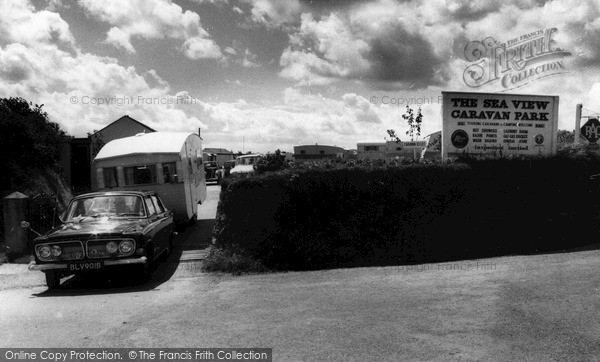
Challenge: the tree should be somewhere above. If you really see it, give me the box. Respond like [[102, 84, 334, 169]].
[[387, 106, 423, 142], [87, 130, 105, 159], [427, 133, 441, 151], [0, 97, 66, 193], [255, 149, 288, 174]]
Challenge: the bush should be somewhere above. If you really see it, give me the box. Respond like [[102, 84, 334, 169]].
[[211, 153, 600, 271], [202, 248, 267, 273], [255, 149, 289, 174]]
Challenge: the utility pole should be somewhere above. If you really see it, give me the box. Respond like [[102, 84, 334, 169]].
[[575, 103, 582, 144]]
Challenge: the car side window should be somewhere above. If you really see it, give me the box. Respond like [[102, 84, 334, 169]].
[[151, 195, 164, 214], [144, 197, 156, 216], [155, 196, 168, 212]]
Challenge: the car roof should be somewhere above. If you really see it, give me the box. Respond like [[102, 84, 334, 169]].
[[73, 190, 156, 200], [236, 153, 263, 159]]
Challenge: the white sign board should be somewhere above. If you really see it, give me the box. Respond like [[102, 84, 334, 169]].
[[401, 141, 427, 148], [442, 91, 558, 159]]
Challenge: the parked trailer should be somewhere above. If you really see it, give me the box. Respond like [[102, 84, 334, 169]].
[[93, 132, 207, 222]]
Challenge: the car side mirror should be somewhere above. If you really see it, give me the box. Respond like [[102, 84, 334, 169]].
[[58, 211, 66, 223], [20, 221, 41, 236]]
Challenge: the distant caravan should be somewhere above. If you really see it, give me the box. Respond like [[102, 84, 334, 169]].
[[93, 132, 207, 222]]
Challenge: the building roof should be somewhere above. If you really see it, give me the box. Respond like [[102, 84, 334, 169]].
[[203, 147, 234, 154], [95, 132, 196, 160], [93, 115, 156, 135], [357, 141, 386, 146], [294, 144, 346, 152]]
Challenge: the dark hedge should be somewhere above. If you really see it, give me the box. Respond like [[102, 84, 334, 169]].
[[212, 155, 600, 270]]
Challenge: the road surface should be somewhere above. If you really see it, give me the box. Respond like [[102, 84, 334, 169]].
[[2, 185, 600, 359]]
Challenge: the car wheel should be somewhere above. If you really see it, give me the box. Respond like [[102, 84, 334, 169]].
[[167, 232, 175, 256], [45, 271, 60, 289], [161, 237, 173, 261]]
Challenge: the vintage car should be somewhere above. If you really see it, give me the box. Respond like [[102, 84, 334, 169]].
[[229, 154, 264, 175], [28, 190, 175, 288]]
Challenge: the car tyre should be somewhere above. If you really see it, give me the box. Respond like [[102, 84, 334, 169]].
[[167, 232, 175, 257], [161, 236, 173, 261], [45, 271, 60, 289]]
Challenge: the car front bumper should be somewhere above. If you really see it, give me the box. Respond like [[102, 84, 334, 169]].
[[28, 257, 148, 271]]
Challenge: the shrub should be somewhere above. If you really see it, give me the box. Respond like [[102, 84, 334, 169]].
[[255, 149, 289, 174], [211, 154, 600, 271], [202, 248, 267, 273]]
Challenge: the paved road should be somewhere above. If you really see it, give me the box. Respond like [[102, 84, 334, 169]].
[[3, 249, 600, 360], [3, 185, 600, 359]]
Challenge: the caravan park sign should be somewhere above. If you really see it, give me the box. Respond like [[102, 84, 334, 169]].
[[442, 91, 558, 159]]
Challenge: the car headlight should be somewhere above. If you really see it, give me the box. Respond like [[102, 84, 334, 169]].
[[39, 245, 51, 259], [106, 241, 119, 254], [51, 245, 62, 257], [119, 240, 134, 254]]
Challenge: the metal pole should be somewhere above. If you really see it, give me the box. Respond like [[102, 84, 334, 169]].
[[575, 103, 582, 144]]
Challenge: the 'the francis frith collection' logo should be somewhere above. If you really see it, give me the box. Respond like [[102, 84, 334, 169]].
[[463, 28, 571, 90]]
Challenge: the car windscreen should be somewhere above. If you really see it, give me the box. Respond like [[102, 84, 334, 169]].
[[66, 195, 146, 221]]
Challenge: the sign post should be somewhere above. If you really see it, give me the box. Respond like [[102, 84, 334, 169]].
[[441, 91, 559, 159]]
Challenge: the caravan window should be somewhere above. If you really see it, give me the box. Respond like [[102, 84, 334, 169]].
[[103, 167, 118, 188], [124, 165, 157, 185], [163, 162, 178, 183]]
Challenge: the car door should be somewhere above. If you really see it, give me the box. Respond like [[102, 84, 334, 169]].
[[143, 196, 162, 260], [151, 194, 172, 253]]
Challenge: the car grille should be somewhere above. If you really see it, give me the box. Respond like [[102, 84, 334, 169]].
[[60, 243, 85, 260], [86, 239, 136, 259], [35, 241, 84, 261]]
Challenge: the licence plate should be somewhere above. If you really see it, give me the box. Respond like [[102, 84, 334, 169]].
[[67, 261, 103, 271]]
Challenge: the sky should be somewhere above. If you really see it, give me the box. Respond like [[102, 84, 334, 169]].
[[1, 0, 600, 153]]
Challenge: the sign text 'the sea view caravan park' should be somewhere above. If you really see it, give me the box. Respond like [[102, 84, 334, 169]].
[[441, 91, 559, 159]]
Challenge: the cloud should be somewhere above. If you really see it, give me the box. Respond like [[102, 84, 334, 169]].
[[342, 93, 381, 124], [247, 0, 302, 28], [0, 0, 75, 48], [0, 0, 207, 136], [78, 0, 223, 59], [106, 27, 135, 53], [193, 87, 430, 152], [279, 7, 448, 89], [279, 13, 370, 85], [241, 48, 260, 67], [183, 36, 223, 60]]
